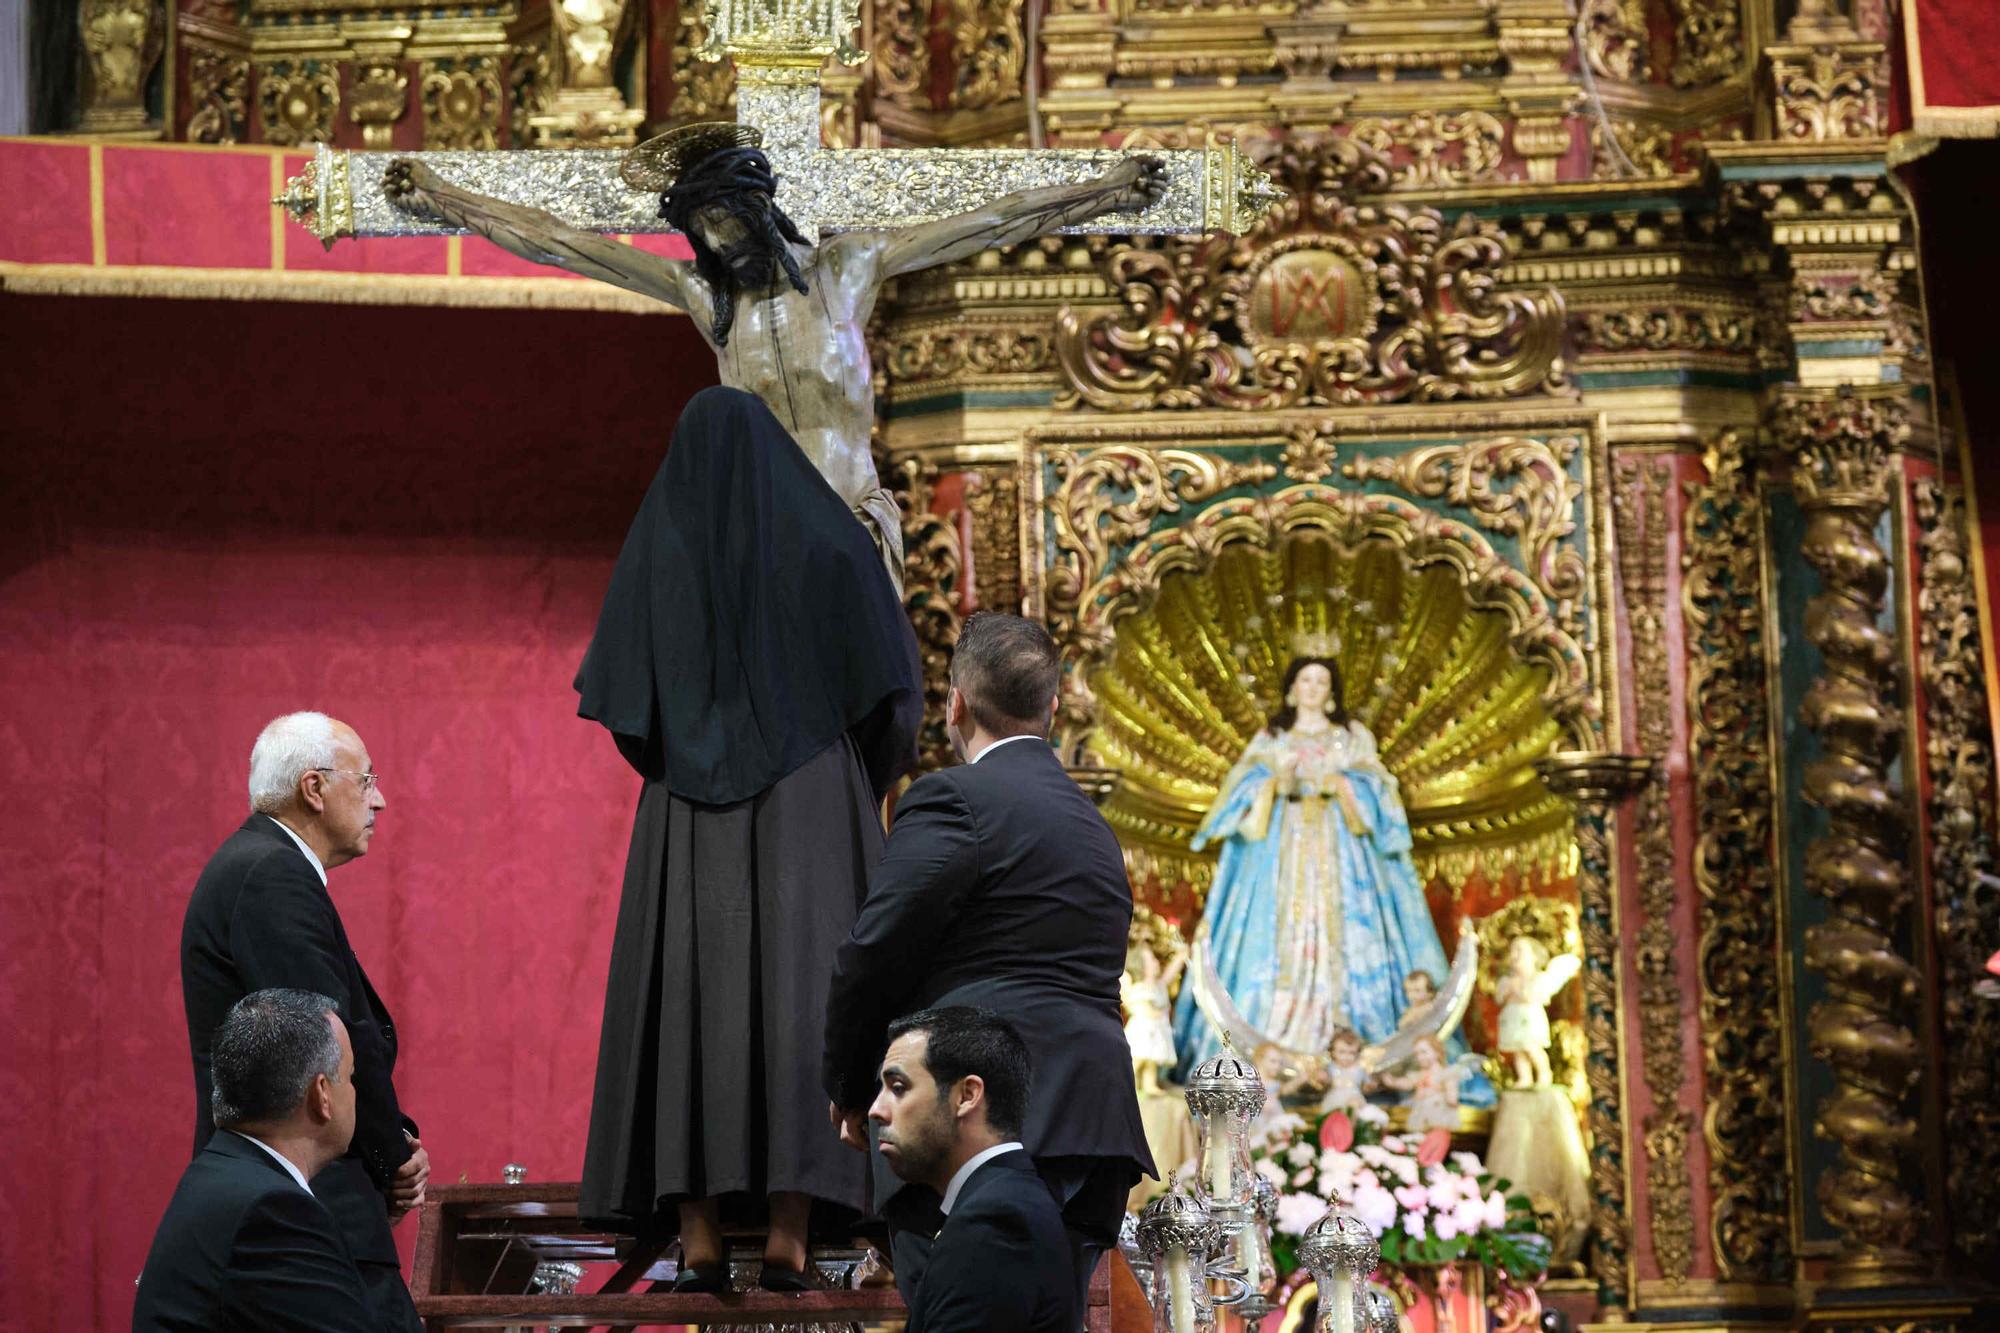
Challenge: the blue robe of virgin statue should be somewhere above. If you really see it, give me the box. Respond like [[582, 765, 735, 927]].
[[1172, 719, 1467, 1079]]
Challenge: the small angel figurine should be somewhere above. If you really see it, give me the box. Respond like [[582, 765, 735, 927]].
[[1318, 1027, 1370, 1114], [1378, 1035, 1465, 1133], [1394, 969, 1437, 1033], [1123, 940, 1186, 1095], [1494, 935, 1582, 1088]]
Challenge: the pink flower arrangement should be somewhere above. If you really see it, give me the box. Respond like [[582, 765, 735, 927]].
[[1235, 1113, 1550, 1279]]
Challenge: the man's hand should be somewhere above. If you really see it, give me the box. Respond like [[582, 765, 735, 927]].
[[383, 159, 447, 221], [829, 1101, 869, 1153], [1101, 156, 1168, 213], [386, 1136, 431, 1221]]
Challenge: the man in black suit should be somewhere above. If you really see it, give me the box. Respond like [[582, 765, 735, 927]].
[[824, 612, 1154, 1315], [869, 1006, 1073, 1333], [180, 712, 427, 1330], [136, 988, 377, 1331]]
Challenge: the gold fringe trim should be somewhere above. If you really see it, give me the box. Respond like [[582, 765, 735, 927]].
[[0, 262, 687, 315]]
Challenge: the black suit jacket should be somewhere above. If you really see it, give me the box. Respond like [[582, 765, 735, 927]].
[[181, 815, 415, 1265], [824, 739, 1153, 1177], [133, 1131, 377, 1332], [906, 1151, 1076, 1333]]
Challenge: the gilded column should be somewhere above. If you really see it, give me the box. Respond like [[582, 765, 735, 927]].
[[1536, 750, 1654, 1311], [1914, 479, 2000, 1266], [1775, 384, 1927, 1288]]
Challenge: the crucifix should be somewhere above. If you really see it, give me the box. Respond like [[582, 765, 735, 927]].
[[274, 0, 1280, 587]]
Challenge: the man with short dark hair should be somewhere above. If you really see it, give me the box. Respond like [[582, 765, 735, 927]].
[[181, 713, 426, 1329], [135, 989, 375, 1331], [824, 611, 1155, 1314], [870, 1007, 1073, 1333]]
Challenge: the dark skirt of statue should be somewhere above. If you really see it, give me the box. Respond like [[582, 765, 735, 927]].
[[571, 385, 922, 1232], [581, 733, 884, 1227]]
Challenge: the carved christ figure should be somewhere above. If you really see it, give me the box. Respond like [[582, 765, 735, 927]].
[[384, 125, 1166, 584]]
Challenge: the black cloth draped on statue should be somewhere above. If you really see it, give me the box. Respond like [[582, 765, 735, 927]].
[[574, 385, 922, 1231], [574, 384, 920, 808]]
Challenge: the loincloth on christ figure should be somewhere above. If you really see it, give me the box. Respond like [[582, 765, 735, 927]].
[[851, 486, 906, 603], [573, 385, 922, 1231]]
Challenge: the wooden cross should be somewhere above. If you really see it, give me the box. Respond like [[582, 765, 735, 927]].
[[274, 0, 1278, 246]]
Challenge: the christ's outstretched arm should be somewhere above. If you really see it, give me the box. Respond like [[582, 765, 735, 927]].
[[383, 159, 694, 309], [853, 156, 1168, 283]]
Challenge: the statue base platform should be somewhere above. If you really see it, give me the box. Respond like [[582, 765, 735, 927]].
[[409, 1180, 1131, 1328], [1486, 1085, 1591, 1265]]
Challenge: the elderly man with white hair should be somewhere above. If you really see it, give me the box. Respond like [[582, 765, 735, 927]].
[[179, 711, 428, 1332]]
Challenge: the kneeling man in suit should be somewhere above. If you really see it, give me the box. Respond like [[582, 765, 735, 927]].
[[870, 1006, 1074, 1333], [135, 989, 376, 1332]]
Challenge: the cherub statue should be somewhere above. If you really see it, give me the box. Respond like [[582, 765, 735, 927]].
[[382, 128, 1165, 592], [1123, 938, 1186, 1096], [1318, 1026, 1370, 1115], [1377, 1034, 1467, 1133], [1494, 935, 1582, 1088]]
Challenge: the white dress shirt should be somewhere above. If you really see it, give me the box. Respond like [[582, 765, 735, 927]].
[[969, 734, 1043, 765], [940, 1141, 1025, 1214], [230, 1130, 314, 1195], [264, 814, 327, 886]]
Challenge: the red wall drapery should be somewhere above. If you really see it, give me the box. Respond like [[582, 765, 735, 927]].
[[0, 291, 715, 1329]]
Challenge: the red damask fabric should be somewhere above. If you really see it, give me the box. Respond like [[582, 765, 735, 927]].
[[0, 292, 714, 1330], [1904, 0, 2000, 137]]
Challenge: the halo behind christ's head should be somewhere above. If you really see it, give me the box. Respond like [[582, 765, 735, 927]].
[[620, 122, 767, 194]]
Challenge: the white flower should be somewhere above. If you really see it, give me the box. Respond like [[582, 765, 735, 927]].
[[1254, 1158, 1288, 1187], [1352, 1184, 1399, 1233], [1355, 1144, 1392, 1167], [1484, 1190, 1509, 1230], [1402, 1209, 1428, 1241], [1292, 1168, 1315, 1187], [1275, 1191, 1328, 1237], [1426, 1176, 1461, 1213], [1433, 1209, 1461, 1241], [1358, 1104, 1390, 1126], [1287, 1142, 1316, 1167], [1453, 1194, 1488, 1237], [1450, 1151, 1484, 1175]]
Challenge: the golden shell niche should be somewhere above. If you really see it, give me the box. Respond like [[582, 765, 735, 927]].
[[1083, 537, 1576, 908]]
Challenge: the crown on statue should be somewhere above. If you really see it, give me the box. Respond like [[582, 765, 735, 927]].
[[1291, 629, 1338, 659]]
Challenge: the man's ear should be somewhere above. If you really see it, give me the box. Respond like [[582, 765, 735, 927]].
[[299, 770, 328, 815], [306, 1073, 334, 1126], [954, 1073, 987, 1122], [946, 686, 967, 730]]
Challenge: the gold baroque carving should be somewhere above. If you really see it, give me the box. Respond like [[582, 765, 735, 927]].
[[79, 0, 162, 133], [1341, 434, 1589, 627], [1775, 386, 1927, 1283], [1056, 139, 1568, 413], [186, 45, 250, 144], [422, 57, 503, 150], [258, 60, 339, 147], [1682, 427, 1790, 1281], [671, 0, 736, 121], [885, 326, 1057, 383], [1771, 43, 1885, 143], [892, 455, 963, 773], [1592, 119, 1678, 179], [1575, 307, 1754, 355], [873, 0, 930, 109], [1038, 451, 1598, 749], [348, 62, 410, 151], [947, 0, 1025, 111], [1669, 0, 1743, 88], [1615, 458, 1695, 1283], [1581, 0, 1647, 81], [1348, 112, 1507, 190], [964, 466, 1023, 615], [1914, 479, 2000, 1264]]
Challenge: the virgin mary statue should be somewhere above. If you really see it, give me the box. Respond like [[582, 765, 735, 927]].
[[1171, 654, 1453, 1072]]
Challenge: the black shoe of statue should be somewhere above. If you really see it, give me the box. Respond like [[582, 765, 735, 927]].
[[671, 1261, 731, 1293], [757, 1262, 816, 1293]]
